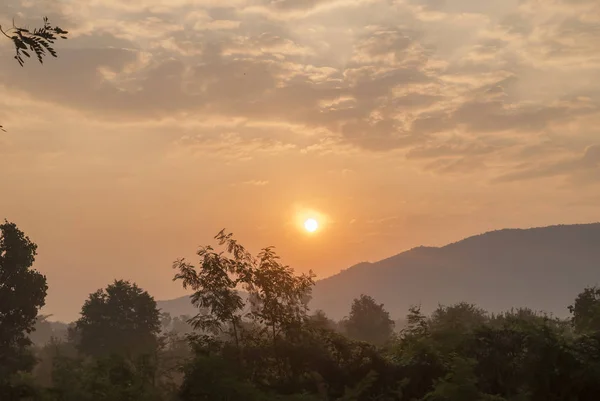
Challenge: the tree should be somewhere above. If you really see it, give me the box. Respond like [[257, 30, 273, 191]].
[[247, 246, 314, 343], [172, 230, 253, 349], [0, 221, 48, 398], [73, 280, 161, 358], [50, 353, 164, 401], [307, 309, 337, 331], [344, 294, 395, 346], [0, 16, 68, 131], [173, 230, 315, 349], [421, 357, 504, 401], [428, 302, 488, 351], [403, 305, 429, 337], [569, 286, 600, 333]]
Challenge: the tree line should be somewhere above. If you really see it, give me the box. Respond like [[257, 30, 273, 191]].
[[2, 220, 600, 401]]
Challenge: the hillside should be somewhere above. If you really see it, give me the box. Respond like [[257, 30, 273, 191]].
[[156, 295, 198, 317], [158, 223, 600, 320]]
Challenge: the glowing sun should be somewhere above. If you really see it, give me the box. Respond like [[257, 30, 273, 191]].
[[304, 218, 319, 233]]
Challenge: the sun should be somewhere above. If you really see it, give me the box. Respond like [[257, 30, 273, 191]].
[[304, 218, 319, 233]]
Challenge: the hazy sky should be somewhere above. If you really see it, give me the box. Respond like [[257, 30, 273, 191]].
[[1, 0, 599, 321]]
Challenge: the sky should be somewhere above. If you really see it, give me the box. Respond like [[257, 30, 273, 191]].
[[1, 0, 599, 321]]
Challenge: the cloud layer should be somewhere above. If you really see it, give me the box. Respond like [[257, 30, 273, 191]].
[[1, 0, 598, 178]]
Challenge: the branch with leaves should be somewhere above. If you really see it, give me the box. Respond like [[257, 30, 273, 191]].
[[173, 230, 315, 352], [0, 16, 68, 132], [1, 16, 68, 66]]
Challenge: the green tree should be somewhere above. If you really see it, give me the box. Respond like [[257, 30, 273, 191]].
[[428, 303, 488, 351], [179, 351, 266, 401], [306, 310, 337, 331], [421, 357, 504, 401], [247, 246, 314, 343], [173, 230, 315, 348], [0, 221, 48, 398], [344, 294, 395, 346], [172, 230, 254, 349], [569, 286, 600, 333], [50, 353, 163, 401], [73, 280, 161, 358]]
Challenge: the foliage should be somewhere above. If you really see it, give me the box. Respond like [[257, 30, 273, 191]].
[[344, 294, 395, 346], [0, 16, 68, 132], [173, 230, 315, 349], [0, 220, 48, 397], [172, 230, 253, 346], [247, 246, 314, 341], [73, 280, 161, 358], [47, 353, 164, 401], [420, 356, 486, 401], [569, 286, 600, 333], [4, 227, 600, 401], [0, 16, 68, 67], [307, 310, 339, 332]]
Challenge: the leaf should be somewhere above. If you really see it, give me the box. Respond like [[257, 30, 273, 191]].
[[7, 16, 68, 67]]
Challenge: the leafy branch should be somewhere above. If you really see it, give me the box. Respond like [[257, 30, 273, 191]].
[[0, 16, 68, 132], [0, 16, 69, 66]]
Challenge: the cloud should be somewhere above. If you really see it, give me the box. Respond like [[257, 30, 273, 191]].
[[0, 0, 599, 182], [495, 144, 600, 184], [242, 180, 269, 186]]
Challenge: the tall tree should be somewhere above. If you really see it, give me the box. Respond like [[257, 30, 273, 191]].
[[172, 230, 254, 349], [344, 294, 395, 346], [74, 280, 161, 358], [247, 246, 314, 342], [173, 230, 315, 347], [0, 221, 47, 397]]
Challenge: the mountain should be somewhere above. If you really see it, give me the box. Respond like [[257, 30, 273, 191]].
[[156, 295, 198, 317], [158, 223, 600, 320]]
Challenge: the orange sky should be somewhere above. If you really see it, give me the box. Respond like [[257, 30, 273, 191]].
[[1, 0, 600, 321]]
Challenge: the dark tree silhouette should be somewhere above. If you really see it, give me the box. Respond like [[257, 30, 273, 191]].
[[569, 286, 600, 333], [344, 294, 395, 346], [0, 221, 47, 398], [73, 280, 161, 358], [0, 16, 68, 131], [173, 230, 315, 349]]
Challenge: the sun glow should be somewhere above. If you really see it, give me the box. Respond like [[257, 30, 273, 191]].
[[304, 218, 319, 233], [293, 205, 329, 235]]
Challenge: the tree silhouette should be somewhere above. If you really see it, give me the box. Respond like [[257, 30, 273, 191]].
[[73, 280, 161, 358], [569, 286, 600, 333], [344, 294, 395, 346], [173, 230, 315, 350], [0, 16, 68, 131], [0, 221, 47, 398], [172, 231, 252, 349], [247, 246, 314, 343]]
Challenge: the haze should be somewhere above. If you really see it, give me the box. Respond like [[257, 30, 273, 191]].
[[1, 0, 599, 321]]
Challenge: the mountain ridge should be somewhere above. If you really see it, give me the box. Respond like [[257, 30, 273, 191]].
[[158, 222, 600, 320]]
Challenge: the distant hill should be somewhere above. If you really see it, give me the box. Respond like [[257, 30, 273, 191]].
[[156, 296, 198, 317], [158, 223, 600, 320]]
